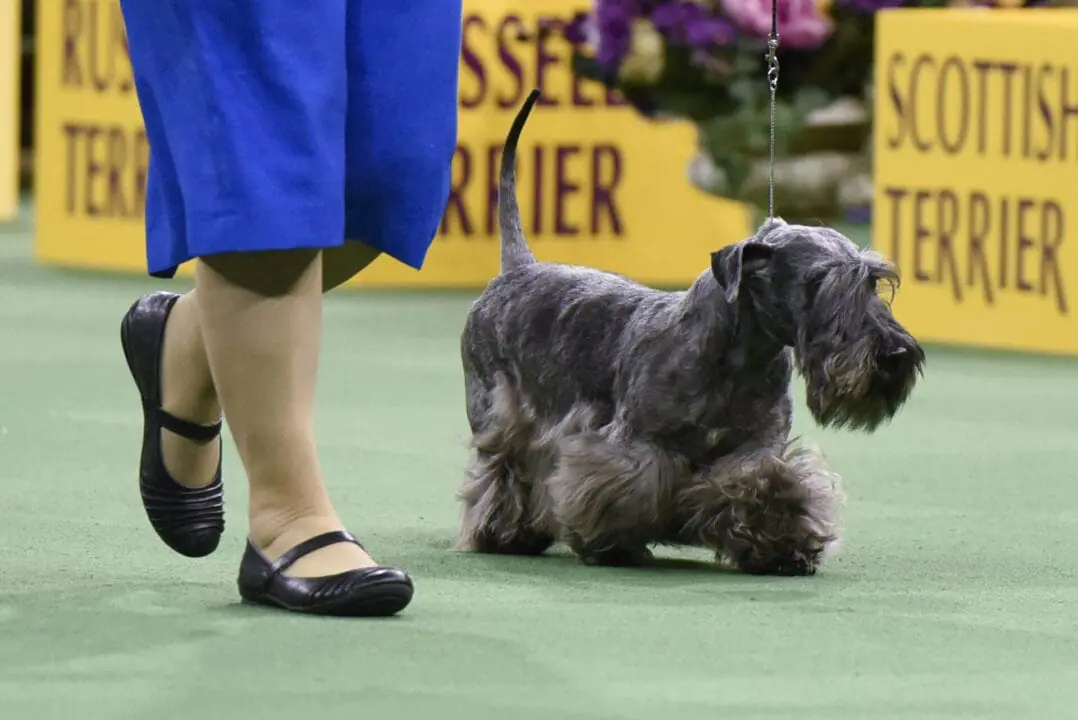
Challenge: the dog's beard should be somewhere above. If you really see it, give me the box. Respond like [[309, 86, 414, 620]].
[[799, 333, 924, 432]]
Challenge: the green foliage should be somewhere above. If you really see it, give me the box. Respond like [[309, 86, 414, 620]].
[[698, 83, 830, 196]]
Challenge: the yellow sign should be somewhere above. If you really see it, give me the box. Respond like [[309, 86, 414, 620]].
[[34, 0, 752, 288], [874, 8, 1077, 356], [0, 0, 19, 221]]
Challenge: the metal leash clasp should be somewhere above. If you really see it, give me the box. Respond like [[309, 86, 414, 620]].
[[766, 35, 780, 92]]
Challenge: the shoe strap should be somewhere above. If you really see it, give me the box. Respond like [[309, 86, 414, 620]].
[[154, 407, 223, 443], [269, 530, 364, 578]]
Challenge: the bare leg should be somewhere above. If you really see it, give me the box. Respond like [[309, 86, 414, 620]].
[[192, 245, 381, 577], [158, 292, 221, 487], [158, 242, 380, 490]]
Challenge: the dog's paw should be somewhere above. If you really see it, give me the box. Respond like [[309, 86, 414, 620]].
[[460, 528, 556, 556], [578, 545, 654, 567], [727, 548, 820, 577]]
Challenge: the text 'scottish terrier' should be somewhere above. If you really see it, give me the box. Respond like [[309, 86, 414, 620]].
[[457, 90, 925, 576]]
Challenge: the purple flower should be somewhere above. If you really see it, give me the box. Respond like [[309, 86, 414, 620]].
[[563, 12, 591, 45], [649, 2, 705, 41], [650, 1, 734, 48], [594, 0, 642, 70], [836, 0, 907, 10], [686, 17, 735, 47]]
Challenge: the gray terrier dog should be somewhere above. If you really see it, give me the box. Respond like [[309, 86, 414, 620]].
[[457, 90, 924, 575]]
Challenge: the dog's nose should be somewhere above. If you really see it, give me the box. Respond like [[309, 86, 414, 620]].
[[877, 346, 909, 376]]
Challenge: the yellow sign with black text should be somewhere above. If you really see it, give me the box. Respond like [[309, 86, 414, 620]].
[[0, 0, 19, 222], [874, 9, 1077, 356], [33, 0, 753, 288]]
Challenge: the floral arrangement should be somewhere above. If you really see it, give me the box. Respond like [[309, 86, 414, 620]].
[[559, 0, 1054, 205]]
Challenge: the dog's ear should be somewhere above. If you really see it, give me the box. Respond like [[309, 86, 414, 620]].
[[711, 241, 773, 303]]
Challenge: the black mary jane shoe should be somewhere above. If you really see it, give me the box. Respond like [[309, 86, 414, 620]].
[[238, 530, 415, 616], [120, 291, 225, 558]]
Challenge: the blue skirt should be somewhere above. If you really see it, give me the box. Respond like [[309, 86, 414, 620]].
[[119, 0, 462, 278]]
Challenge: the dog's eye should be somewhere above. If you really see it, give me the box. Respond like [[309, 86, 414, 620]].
[[871, 274, 897, 304], [802, 275, 825, 310], [808, 267, 830, 292]]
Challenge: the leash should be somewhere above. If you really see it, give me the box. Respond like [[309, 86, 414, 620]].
[[765, 0, 780, 220]]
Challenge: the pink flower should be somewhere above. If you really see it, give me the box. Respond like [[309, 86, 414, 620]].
[[721, 0, 834, 49]]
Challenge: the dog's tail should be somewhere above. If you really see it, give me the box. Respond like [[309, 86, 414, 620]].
[[498, 89, 540, 273]]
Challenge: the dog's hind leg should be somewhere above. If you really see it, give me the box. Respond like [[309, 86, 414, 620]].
[[457, 449, 555, 555], [549, 431, 680, 567], [456, 377, 555, 555], [675, 443, 845, 576]]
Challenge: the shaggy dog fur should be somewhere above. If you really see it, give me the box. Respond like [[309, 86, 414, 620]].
[[456, 90, 924, 575]]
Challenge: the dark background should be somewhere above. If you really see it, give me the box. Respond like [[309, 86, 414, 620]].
[[17, 0, 35, 189]]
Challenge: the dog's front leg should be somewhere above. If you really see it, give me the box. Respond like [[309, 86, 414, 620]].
[[675, 443, 845, 576], [549, 431, 680, 567]]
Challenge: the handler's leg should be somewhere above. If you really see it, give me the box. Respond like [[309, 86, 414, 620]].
[[157, 293, 220, 488], [195, 249, 378, 576], [158, 244, 378, 491]]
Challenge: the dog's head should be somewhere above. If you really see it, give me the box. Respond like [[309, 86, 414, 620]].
[[711, 218, 924, 431]]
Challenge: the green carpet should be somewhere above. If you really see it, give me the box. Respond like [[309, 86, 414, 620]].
[[1, 206, 1076, 720]]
